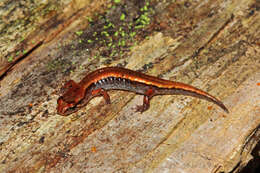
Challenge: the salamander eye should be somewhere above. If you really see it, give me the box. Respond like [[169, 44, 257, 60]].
[[65, 81, 73, 88], [63, 80, 77, 89]]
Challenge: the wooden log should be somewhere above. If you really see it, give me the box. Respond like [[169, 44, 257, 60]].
[[0, 0, 259, 172]]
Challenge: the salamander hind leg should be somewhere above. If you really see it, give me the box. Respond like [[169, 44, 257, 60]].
[[136, 95, 151, 113], [135, 88, 155, 113]]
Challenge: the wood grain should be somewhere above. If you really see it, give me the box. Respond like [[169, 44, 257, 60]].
[[0, 0, 259, 172]]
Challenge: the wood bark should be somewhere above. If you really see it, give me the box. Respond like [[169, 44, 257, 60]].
[[0, 0, 259, 172]]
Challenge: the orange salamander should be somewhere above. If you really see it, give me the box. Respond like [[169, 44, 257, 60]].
[[57, 67, 229, 115]]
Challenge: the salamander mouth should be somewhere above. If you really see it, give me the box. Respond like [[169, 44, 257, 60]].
[[59, 98, 86, 115], [57, 97, 74, 115]]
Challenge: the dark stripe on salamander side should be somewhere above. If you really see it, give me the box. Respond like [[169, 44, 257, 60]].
[[91, 77, 153, 94], [89, 76, 229, 113]]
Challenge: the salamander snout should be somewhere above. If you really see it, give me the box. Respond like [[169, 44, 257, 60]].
[[57, 97, 74, 116]]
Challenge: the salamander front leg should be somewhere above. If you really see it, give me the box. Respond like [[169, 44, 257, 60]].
[[91, 88, 111, 104]]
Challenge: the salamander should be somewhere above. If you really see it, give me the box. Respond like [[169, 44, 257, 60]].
[[57, 67, 229, 116]]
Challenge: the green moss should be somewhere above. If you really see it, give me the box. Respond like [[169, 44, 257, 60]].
[[108, 42, 112, 47], [85, 16, 93, 22], [104, 22, 114, 29], [101, 31, 110, 37], [130, 32, 136, 37], [114, 0, 121, 4], [121, 40, 125, 46], [8, 56, 13, 62], [46, 59, 65, 71], [120, 13, 125, 21], [23, 50, 28, 54], [120, 30, 126, 37], [20, 36, 25, 42], [114, 31, 119, 37], [75, 30, 83, 36], [71, 0, 153, 60]]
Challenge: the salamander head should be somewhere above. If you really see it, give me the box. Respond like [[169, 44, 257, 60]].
[[57, 80, 85, 115], [57, 97, 75, 115]]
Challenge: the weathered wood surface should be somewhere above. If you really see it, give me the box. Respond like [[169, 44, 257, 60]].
[[0, 0, 259, 172]]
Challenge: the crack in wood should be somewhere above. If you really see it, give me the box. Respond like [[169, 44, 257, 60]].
[[192, 13, 234, 59], [0, 41, 43, 80]]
